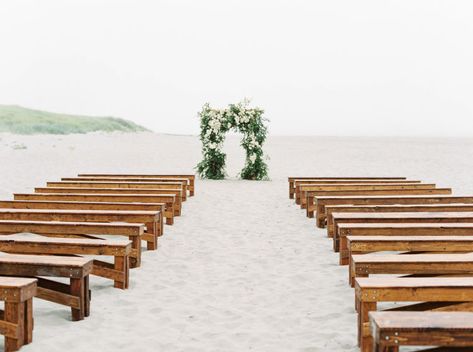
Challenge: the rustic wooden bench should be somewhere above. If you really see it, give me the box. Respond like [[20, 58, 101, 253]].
[[0, 220, 144, 267], [333, 212, 473, 253], [287, 177, 407, 199], [77, 174, 196, 196], [0, 208, 160, 250], [296, 183, 431, 206], [350, 253, 473, 287], [14, 193, 175, 225], [306, 188, 452, 214], [47, 180, 187, 201], [0, 236, 132, 289], [338, 223, 473, 265], [355, 277, 473, 352], [0, 254, 93, 321], [34, 187, 182, 216], [0, 277, 37, 352], [0, 200, 165, 237], [293, 180, 422, 204], [63, 176, 190, 197], [325, 203, 473, 229], [312, 195, 473, 226], [369, 311, 473, 352], [346, 236, 473, 268], [331, 210, 473, 239]]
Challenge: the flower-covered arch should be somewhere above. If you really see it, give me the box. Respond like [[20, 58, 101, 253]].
[[196, 100, 269, 180]]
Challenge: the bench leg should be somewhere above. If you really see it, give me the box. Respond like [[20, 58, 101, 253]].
[[83, 276, 90, 317], [146, 222, 158, 250], [5, 302, 25, 352], [359, 301, 377, 351], [114, 255, 129, 289], [165, 207, 174, 225], [129, 236, 142, 268], [189, 180, 195, 196], [24, 299, 33, 345], [70, 278, 85, 321]]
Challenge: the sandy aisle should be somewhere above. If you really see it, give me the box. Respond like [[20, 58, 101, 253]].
[[0, 132, 472, 351]]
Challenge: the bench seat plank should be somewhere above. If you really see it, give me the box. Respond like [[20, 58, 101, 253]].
[[287, 176, 407, 199], [313, 195, 473, 224], [77, 174, 196, 196], [337, 223, 473, 264], [33, 188, 182, 216], [296, 183, 432, 206], [14, 193, 175, 225], [47, 181, 187, 201], [304, 187, 451, 210], [332, 211, 473, 249], [350, 253, 473, 287], [369, 311, 473, 351]]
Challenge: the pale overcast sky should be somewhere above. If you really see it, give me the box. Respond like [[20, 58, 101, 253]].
[[0, 0, 472, 136]]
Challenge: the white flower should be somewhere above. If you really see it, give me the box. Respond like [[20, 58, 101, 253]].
[[249, 154, 257, 164]]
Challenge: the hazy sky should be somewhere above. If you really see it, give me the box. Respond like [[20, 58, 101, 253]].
[[1, 0, 472, 136]]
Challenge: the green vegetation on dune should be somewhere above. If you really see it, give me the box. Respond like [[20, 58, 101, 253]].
[[0, 105, 150, 135]]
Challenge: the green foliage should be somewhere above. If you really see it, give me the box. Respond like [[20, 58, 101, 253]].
[[196, 99, 269, 180], [0, 105, 149, 135]]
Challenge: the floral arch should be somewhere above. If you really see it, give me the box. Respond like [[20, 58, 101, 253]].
[[196, 100, 269, 180]]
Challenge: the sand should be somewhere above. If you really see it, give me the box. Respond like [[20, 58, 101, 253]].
[[1, 132, 473, 351]]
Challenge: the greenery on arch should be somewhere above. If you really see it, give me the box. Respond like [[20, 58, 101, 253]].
[[196, 99, 269, 180]]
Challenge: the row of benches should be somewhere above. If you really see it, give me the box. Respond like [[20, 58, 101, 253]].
[[0, 173, 195, 351], [288, 176, 473, 351]]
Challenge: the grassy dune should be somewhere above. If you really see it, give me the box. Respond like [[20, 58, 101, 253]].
[[0, 105, 149, 134]]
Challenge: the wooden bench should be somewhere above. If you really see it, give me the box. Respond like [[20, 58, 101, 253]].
[[63, 176, 191, 197], [331, 210, 473, 238], [0, 220, 144, 267], [312, 195, 473, 226], [14, 193, 175, 225], [332, 212, 473, 252], [369, 311, 473, 351], [77, 174, 196, 196], [337, 223, 473, 265], [355, 277, 473, 352], [0, 277, 37, 352], [306, 189, 452, 214], [0, 208, 161, 250], [350, 253, 473, 287], [0, 255, 93, 321], [346, 236, 473, 268], [0, 200, 165, 237], [47, 180, 188, 201], [293, 180, 422, 204], [34, 187, 182, 216], [325, 203, 473, 229], [287, 177, 407, 199], [0, 236, 132, 289], [296, 183, 432, 206]]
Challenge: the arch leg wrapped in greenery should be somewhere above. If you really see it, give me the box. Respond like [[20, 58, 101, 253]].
[[196, 100, 269, 180]]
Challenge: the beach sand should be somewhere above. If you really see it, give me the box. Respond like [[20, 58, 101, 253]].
[[1, 132, 473, 351]]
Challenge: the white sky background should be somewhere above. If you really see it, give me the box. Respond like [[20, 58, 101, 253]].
[[0, 0, 472, 136]]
